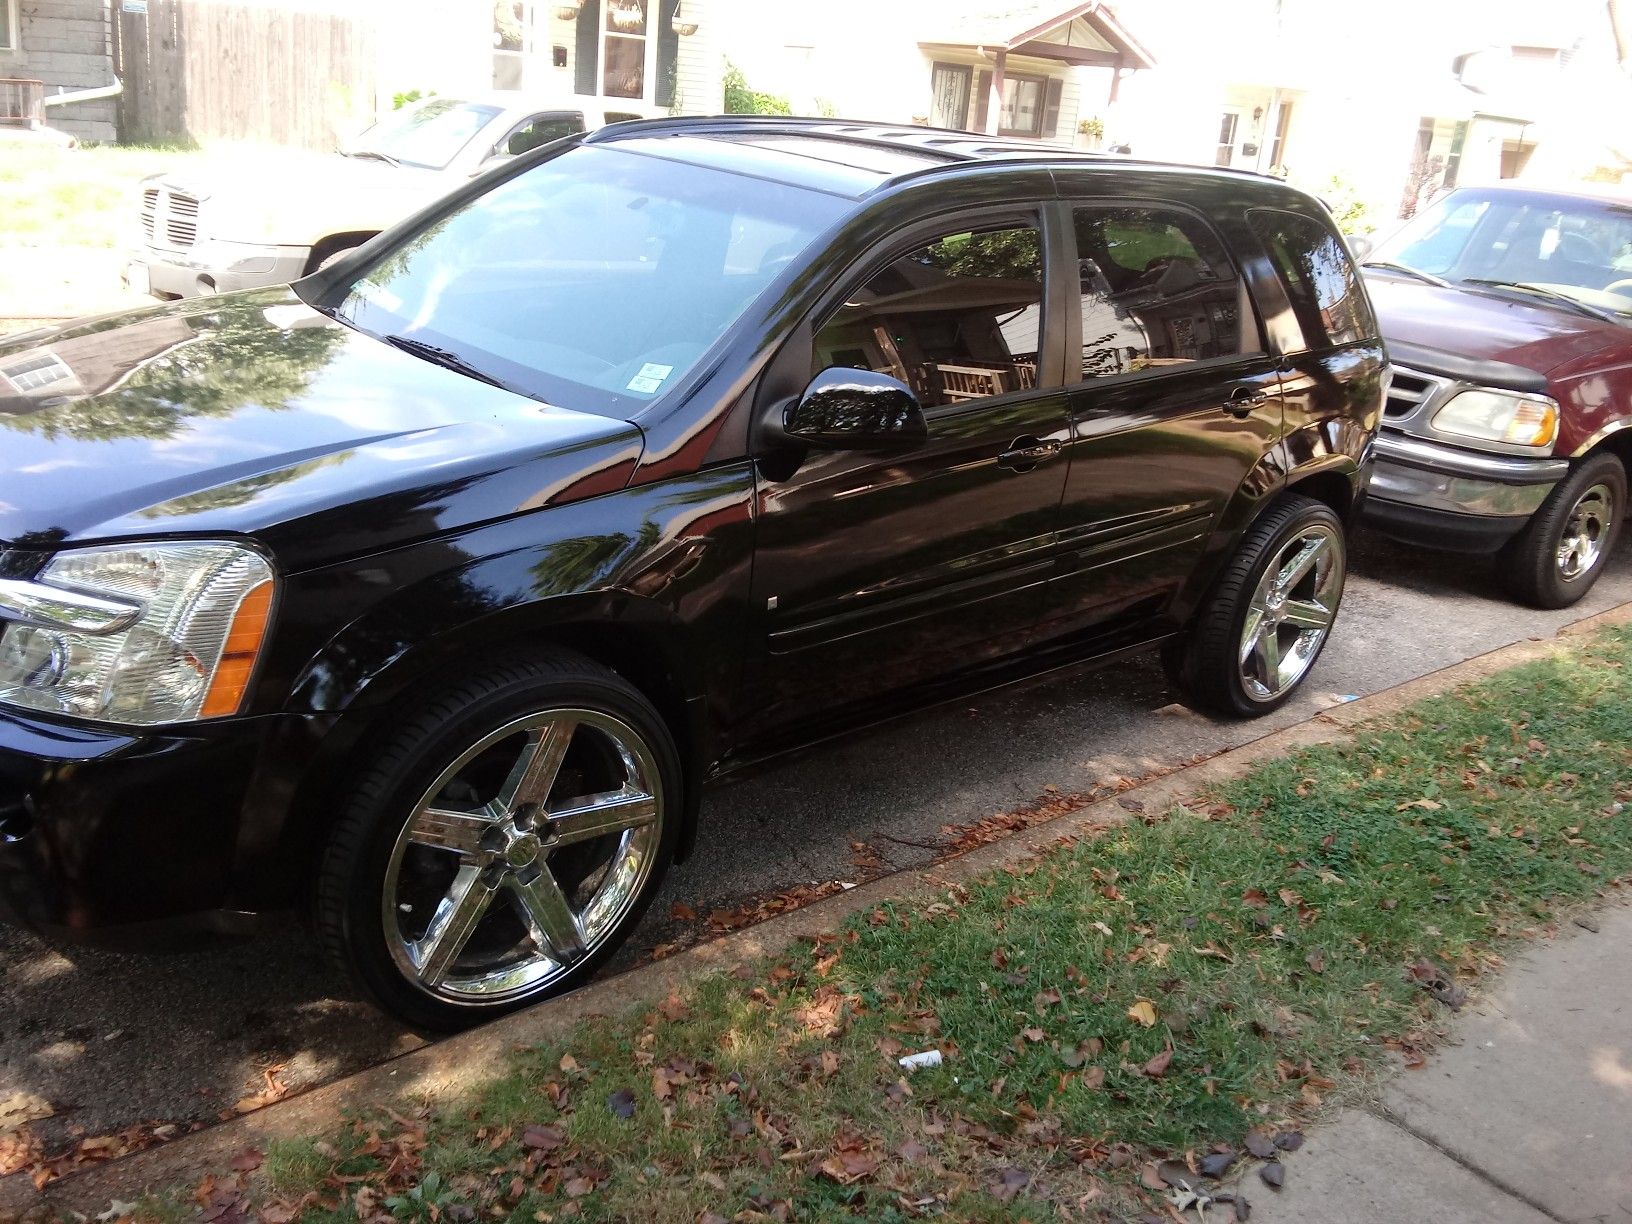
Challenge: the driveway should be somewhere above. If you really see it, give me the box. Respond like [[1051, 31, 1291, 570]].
[[3, 529, 1629, 1169]]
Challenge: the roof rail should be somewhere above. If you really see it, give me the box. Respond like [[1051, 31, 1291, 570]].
[[585, 114, 977, 161], [584, 113, 1289, 190]]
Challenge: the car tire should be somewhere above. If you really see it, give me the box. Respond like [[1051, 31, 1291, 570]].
[[314, 649, 681, 1031], [309, 240, 369, 274], [1497, 452, 1625, 609], [1166, 494, 1347, 717]]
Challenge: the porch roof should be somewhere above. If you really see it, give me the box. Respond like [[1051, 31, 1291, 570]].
[[919, 2, 1156, 71]]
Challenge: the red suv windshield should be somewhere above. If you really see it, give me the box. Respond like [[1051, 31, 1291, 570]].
[[1371, 189, 1632, 323]]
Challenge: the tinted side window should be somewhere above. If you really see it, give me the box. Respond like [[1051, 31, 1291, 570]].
[[1071, 206, 1257, 381], [814, 224, 1044, 409], [1248, 208, 1375, 349]]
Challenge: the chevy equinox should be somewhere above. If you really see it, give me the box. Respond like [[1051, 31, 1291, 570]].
[[0, 118, 1386, 1027]]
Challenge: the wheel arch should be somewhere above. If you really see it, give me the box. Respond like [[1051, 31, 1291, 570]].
[[1578, 424, 1632, 476], [1284, 465, 1357, 526], [303, 231, 381, 275], [259, 597, 710, 918]]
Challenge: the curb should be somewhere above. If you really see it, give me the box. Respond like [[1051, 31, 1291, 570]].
[[6, 601, 1630, 1212]]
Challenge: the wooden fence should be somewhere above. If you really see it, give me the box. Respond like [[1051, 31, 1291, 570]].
[[113, 0, 376, 149]]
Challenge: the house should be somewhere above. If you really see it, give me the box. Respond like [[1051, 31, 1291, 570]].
[[1106, 0, 1630, 227], [705, 0, 1153, 143], [97, 1, 1160, 154], [0, 0, 117, 143], [374, 0, 1155, 149]]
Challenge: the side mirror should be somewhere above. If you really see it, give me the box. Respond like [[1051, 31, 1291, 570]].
[[473, 154, 512, 177], [1347, 234, 1374, 260], [781, 367, 927, 450]]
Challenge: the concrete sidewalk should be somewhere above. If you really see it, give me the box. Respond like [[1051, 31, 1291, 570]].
[[1250, 899, 1632, 1224]]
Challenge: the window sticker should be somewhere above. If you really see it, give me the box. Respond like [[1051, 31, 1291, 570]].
[[626, 362, 673, 394]]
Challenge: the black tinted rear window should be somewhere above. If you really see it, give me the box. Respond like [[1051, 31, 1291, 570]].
[[1248, 208, 1375, 350]]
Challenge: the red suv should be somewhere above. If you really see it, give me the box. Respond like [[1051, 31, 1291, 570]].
[[1360, 184, 1632, 606]]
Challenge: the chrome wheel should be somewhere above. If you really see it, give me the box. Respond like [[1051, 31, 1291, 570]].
[[381, 708, 662, 1006], [1556, 483, 1613, 582], [1239, 523, 1344, 702]]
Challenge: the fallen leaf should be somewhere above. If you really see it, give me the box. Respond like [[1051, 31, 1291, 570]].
[[1143, 1048, 1174, 1078], [1273, 1130, 1304, 1152], [1305, 949, 1326, 974], [1241, 888, 1269, 908], [989, 1166, 1030, 1203], [1396, 798, 1443, 812], [0, 1091, 53, 1134], [607, 1088, 637, 1119], [1260, 1161, 1285, 1189], [668, 901, 697, 921], [523, 1124, 566, 1151], [1244, 1130, 1277, 1160], [1127, 999, 1158, 1027], [1199, 1148, 1235, 1179], [1155, 1160, 1194, 1189], [227, 1148, 263, 1173]]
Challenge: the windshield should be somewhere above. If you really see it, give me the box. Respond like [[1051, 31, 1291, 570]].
[[346, 98, 502, 170], [1370, 189, 1632, 322], [306, 143, 847, 416]]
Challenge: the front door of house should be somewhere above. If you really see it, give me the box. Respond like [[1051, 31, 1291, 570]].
[[1215, 109, 1243, 167]]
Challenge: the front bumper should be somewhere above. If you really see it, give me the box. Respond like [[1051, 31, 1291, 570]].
[[0, 706, 291, 945], [126, 238, 312, 300], [1363, 430, 1568, 553]]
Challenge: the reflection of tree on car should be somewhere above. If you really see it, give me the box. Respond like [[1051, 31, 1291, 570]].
[[0, 306, 342, 443]]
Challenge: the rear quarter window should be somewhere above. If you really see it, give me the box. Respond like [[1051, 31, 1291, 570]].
[[1248, 208, 1376, 350]]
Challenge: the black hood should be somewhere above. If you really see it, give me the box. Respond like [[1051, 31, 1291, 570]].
[[0, 291, 644, 570]]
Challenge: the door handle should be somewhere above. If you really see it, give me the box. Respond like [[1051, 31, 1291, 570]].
[[1226, 387, 1271, 418], [997, 436, 1062, 471]]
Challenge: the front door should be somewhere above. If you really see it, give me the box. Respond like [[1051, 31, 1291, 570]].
[[1036, 201, 1284, 643], [746, 212, 1072, 738]]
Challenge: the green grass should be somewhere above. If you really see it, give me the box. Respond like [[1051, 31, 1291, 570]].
[[0, 144, 210, 250], [188, 628, 1632, 1222]]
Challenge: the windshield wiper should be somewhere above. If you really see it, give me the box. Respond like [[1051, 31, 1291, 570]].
[[382, 334, 506, 389], [1462, 278, 1626, 324], [343, 149, 401, 167], [1361, 260, 1450, 288]]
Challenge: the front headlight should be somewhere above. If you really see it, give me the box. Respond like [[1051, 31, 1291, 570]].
[[1432, 390, 1559, 452], [0, 541, 275, 726]]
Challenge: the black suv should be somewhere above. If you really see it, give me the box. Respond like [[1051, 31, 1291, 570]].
[[0, 119, 1385, 1027]]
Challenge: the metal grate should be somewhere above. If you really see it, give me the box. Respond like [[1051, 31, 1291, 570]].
[[137, 187, 201, 250], [164, 192, 200, 246], [1384, 368, 1437, 419], [140, 188, 160, 242]]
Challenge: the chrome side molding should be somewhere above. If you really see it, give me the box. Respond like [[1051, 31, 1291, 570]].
[[0, 577, 142, 636]]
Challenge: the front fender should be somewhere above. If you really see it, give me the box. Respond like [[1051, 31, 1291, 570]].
[[226, 465, 757, 909]]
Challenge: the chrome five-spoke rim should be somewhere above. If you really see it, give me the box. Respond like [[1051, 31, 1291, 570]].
[[382, 708, 662, 1006], [1239, 524, 1344, 702], [1557, 483, 1613, 582]]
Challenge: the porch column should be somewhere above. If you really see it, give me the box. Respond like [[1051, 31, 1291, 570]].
[[985, 48, 1007, 135], [1107, 54, 1124, 107]]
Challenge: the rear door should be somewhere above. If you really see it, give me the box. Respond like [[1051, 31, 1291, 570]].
[[745, 207, 1073, 735], [1036, 200, 1284, 643], [1245, 208, 1385, 474]]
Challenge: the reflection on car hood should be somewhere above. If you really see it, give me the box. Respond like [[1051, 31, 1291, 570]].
[[1365, 272, 1630, 379], [0, 290, 643, 570]]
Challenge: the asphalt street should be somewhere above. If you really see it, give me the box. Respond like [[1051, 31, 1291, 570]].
[[3, 528, 1630, 1164]]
